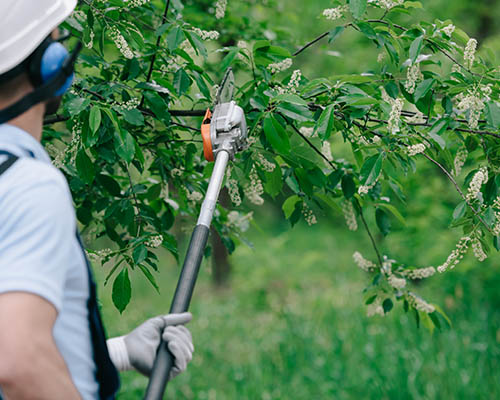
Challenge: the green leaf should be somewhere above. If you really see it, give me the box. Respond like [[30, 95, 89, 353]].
[[75, 150, 96, 184], [328, 26, 345, 43], [485, 102, 500, 129], [427, 119, 448, 149], [360, 153, 383, 186], [167, 26, 185, 51], [356, 22, 377, 40], [383, 298, 393, 313], [349, 0, 367, 19], [376, 208, 391, 236], [89, 106, 101, 134], [409, 35, 424, 63], [453, 201, 467, 220], [276, 102, 313, 122], [173, 69, 191, 96], [341, 175, 356, 199], [112, 268, 131, 313], [220, 49, 239, 71], [97, 174, 122, 197], [377, 203, 406, 225], [264, 163, 282, 198], [133, 244, 148, 264], [121, 108, 145, 126], [314, 104, 336, 140], [138, 264, 159, 292], [282, 195, 301, 219], [432, 303, 452, 327], [66, 97, 90, 116], [114, 129, 136, 162], [263, 115, 291, 154], [414, 79, 434, 103]]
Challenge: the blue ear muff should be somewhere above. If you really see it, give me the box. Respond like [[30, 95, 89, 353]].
[[40, 42, 74, 96]]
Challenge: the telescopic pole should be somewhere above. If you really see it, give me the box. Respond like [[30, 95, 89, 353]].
[[144, 149, 230, 400]]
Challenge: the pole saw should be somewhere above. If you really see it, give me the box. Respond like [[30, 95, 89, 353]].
[[144, 68, 247, 400]]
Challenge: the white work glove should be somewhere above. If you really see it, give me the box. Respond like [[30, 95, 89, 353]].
[[107, 312, 193, 379]]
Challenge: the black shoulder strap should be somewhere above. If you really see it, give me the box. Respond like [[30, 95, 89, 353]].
[[0, 151, 18, 177]]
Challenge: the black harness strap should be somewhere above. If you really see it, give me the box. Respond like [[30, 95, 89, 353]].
[[0, 150, 119, 399]]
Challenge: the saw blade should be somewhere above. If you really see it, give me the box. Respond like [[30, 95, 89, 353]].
[[215, 67, 235, 105]]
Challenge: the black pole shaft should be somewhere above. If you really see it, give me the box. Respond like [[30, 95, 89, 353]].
[[144, 224, 210, 400]]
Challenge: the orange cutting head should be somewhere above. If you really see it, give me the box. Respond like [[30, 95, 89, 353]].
[[201, 108, 214, 162]]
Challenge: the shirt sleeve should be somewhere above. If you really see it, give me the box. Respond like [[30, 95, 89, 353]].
[[0, 168, 76, 312]]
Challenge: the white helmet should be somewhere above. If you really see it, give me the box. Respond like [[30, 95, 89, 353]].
[[0, 0, 77, 75]]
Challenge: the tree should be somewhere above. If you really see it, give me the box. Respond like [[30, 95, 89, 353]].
[[44, 0, 499, 329]]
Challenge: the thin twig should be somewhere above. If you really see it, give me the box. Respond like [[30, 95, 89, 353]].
[[358, 206, 384, 268], [293, 32, 329, 56], [124, 164, 143, 231]]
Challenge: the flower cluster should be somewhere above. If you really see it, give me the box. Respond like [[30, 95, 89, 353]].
[[402, 266, 436, 280], [227, 211, 253, 232], [299, 126, 314, 137], [192, 28, 220, 41], [464, 38, 477, 69], [441, 24, 455, 37], [369, 0, 404, 10], [145, 235, 163, 248], [453, 146, 468, 176], [302, 203, 317, 226], [366, 297, 385, 317], [321, 141, 333, 167], [358, 182, 376, 195], [465, 167, 488, 202], [353, 251, 377, 272], [120, 97, 140, 110], [187, 190, 203, 202], [404, 64, 421, 94], [406, 143, 426, 156], [109, 26, 134, 59], [405, 111, 426, 124], [87, 248, 112, 264], [255, 153, 276, 172], [387, 274, 406, 289], [124, 0, 150, 8], [342, 200, 358, 231], [244, 166, 264, 205], [267, 58, 292, 74], [493, 197, 500, 235], [215, 0, 227, 19], [277, 69, 302, 95], [437, 236, 471, 273], [471, 238, 487, 261], [226, 174, 242, 206], [407, 292, 435, 313], [382, 88, 404, 134], [322, 6, 348, 20], [171, 168, 184, 177], [456, 90, 485, 129], [85, 31, 95, 49]]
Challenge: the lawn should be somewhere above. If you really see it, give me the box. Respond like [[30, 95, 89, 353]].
[[96, 208, 500, 399]]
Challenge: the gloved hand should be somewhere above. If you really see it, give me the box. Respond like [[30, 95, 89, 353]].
[[107, 312, 193, 379]]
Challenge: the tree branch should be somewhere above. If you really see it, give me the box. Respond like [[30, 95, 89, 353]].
[[357, 205, 384, 268]]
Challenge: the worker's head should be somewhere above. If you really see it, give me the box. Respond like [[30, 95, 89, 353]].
[[0, 0, 78, 123]]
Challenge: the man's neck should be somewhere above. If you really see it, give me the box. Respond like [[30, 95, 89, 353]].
[[6, 104, 45, 142]]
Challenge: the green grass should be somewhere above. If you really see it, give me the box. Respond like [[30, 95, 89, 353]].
[[96, 211, 500, 399]]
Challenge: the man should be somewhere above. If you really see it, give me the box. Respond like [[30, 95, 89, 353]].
[[0, 1, 194, 399]]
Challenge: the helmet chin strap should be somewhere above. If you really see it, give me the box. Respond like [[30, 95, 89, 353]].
[[0, 42, 82, 125]]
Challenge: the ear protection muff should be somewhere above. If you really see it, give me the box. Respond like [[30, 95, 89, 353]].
[[27, 36, 74, 96]]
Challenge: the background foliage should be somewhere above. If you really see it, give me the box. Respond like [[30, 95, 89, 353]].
[[43, 0, 499, 397]]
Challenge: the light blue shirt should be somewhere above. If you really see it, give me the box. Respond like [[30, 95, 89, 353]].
[[0, 124, 98, 399]]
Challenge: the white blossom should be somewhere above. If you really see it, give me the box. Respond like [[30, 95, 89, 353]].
[[302, 203, 317, 226], [366, 297, 385, 317], [255, 153, 276, 172], [405, 111, 426, 124], [441, 24, 455, 37], [456, 91, 485, 129], [187, 190, 203, 202], [464, 38, 477, 69], [408, 292, 435, 313], [402, 266, 436, 280], [437, 236, 471, 273], [226, 167, 242, 206], [299, 127, 314, 137], [453, 146, 468, 176], [215, 0, 227, 19], [192, 28, 220, 40], [244, 166, 264, 205], [124, 0, 150, 8], [381, 88, 404, 134], [353, 251, 377, 272], [406, 143, 426, 156], [465, 167, 488, 202], [171, 168, 184, 177], [227, 211, 253, 232], [404, 64, 420, 94], [321, 141, 333, 167], [322, 6, 348, 20], [342, 200, 358, 231], [377, 52, 386, 63], [145, 235, 163, 248], [358, 182, 376, 195], [387, 274, 406, 289], [109, 26, 134, 59], [471, 238, 487, 261], [369, 0, 405, 10], [492, 196, 500, 236], [267, 58, 292, 74]]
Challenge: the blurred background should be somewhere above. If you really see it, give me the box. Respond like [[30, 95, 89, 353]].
[[94, 0, 500, 398]]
